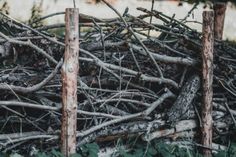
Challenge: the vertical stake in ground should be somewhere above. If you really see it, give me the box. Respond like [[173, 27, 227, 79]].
[[61, 8, 79, 157], [201, 10, 214, 157], [213, 2, 226, 40]]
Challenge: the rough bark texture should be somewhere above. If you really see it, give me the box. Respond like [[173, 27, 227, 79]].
[[213, 3, 226, 40], [61, 8, 79, 157], [78, 120, 163, 146], [167, 75, 200, 126], [201, 10, 214, 157]]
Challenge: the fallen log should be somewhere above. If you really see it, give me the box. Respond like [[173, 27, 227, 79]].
[[166, 75, 200, 126]]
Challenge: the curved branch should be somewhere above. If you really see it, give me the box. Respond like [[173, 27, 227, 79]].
[[0, 59, 62, 93]]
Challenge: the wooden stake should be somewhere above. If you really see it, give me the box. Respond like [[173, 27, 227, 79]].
[[213, 2, 226, 40], [201, 10, 214, 157], [61, 8, 79, 157]]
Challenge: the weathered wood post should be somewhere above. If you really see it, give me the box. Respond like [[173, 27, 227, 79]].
[[201, 10, 214, 157], [213, 2, 226, 40], [61, 8, 79, 156]]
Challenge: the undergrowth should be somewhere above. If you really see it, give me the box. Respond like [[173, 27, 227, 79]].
[[1, 140, 236, 157]]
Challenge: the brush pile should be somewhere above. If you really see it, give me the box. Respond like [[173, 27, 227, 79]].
[[0, 5, 235, 155]]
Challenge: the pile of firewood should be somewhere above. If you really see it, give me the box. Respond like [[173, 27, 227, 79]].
[[0, 3, 235, 155]]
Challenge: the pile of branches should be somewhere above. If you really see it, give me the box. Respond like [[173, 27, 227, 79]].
[[0, 3, 236, 155]]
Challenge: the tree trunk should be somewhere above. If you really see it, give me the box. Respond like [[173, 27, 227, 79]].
[[213, 2, 226, 40], [61, 8, 79, 157], [201, 10, 214, 157]]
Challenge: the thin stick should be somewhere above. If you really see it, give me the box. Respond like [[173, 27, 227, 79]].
[[0, 12, 65, 46], [101, 0, 163, 78], [224, 102, 236, 127], [0, 60, 62, 93], [73, 0, 76, 8], [0, 32, 58, 65], [77, 90, 174, 137], [31, 12, 65, 24], [148, 0, 155, 37]]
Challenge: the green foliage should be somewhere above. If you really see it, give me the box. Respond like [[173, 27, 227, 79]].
[[35, 150, 82, 157], [28, 1, 43, 27], [35, 149, 64, 157], [34, 143, 99, 157], [70, 153, 82, 157], [48, 28, 65, 37], [117, 140, 203, 157], [77, 143, 99, 157], [2, 141, 236, 157], [116, 140, 236, 157], [0, 152, 23, 157], [214, 151, 227, 157], [228, 143, 236, 157], [9, 153, 23, 157]]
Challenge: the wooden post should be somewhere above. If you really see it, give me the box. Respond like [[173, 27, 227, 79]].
[[61, 8, 79, 157], [213, 2, 226, 40], [201, 10, 214, 157]]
